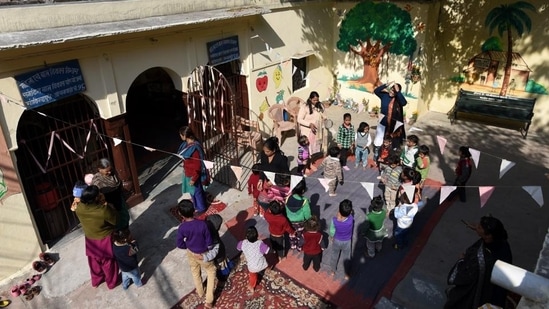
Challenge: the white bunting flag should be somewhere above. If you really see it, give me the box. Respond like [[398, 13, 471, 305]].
[[113, 138, 122, 146], [230, 165, 242, 184], [318, 178, 334, 193], [143, 147, 156, 152], [499, 159, 515, 179], [437, 136, 447, 155], [402, 184, 416, 203], [203, 160, 214, 170], [250, 34, 259, 39], [479, 186, 495, 208], [373, 122, 386, 147], [360, 182, 375, 199], [264, 171, 277, 184], [409, 127, 423, 133], [469, 148, 480, 168], [522, 186, 544, 207], [358, 103, 365, 114], [439, 186, 457, 205], [290, 175, 304, 192], [393, 120, 404, 132]]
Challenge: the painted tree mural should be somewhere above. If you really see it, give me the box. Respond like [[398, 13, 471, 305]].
[[336, 1, 417, 87], [485, 1, 536, 96]]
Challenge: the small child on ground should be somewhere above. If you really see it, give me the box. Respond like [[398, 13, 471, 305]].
[[329, 199, 354, 279], [319, 146, 344, 197], [203, 214, 233, 278], [112, 229, 143, 290], [336, 113, 355, 170], [285, 179, 312, 251], [354, 122, 372, 169], [376, 135, 393, 172], [248, 164, 262, 216], [415, 145, 430, 188], [264, 200, 295, 261], [237, 226, 270, 295], [297, 135, 310, 176], [380, 154, 403, 214], [302, 216, 324, 272], [453, 146, 473, 202], [398, 167, 422, 204], [363, 196, 387, 258], [393, 194, 424, 250], [400, 134, 419, 168]]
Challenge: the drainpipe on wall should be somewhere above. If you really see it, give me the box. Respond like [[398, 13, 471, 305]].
[[491, 260, 549, 308]]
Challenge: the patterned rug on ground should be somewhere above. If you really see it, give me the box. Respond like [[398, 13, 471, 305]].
[[169, 200, 227, 222], [173, 257, 335, 309]]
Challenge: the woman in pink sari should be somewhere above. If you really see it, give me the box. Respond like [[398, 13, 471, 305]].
[[75, 185, 119, 289], [297, 91, 324, 155]]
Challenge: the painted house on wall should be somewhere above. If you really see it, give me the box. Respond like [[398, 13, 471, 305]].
[[465, 51, 532, 91]]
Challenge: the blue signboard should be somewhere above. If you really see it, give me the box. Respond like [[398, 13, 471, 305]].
[[15, 59, 86, 109], [207, 35, 240, 66]]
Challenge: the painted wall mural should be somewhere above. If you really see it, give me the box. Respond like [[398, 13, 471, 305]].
[[459, 1, 547, 95], [336, 1, 417, 91]]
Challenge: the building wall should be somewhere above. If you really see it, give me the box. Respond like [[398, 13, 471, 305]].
[[0, 1, 335, 281]]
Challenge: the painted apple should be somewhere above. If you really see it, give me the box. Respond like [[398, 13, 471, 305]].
[[256, 71, 268, 92]]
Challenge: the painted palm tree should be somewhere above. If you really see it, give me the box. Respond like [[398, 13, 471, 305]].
[[485, 1, 536, 96]]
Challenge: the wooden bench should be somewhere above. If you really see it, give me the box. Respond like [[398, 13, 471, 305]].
[[450, 89, 536, 139]]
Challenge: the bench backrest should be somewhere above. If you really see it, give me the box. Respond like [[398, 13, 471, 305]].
[[456, 89, 536, 121]]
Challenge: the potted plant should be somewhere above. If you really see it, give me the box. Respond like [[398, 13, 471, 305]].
[[411, 65, 421, 84], [369, 106, 379, 117]]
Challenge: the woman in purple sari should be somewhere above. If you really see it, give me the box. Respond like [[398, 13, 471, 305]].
[[75, 185, 119, 289]]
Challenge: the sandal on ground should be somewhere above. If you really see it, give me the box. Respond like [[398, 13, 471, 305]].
[[10, 286, 20, 297], [0, 299, 11, 308], [32, 261, 47, 273], [39, 253, 55, 266], [32, 274, 42, 282], [23, 292, 33, 301], [30, 286, 41, 296]]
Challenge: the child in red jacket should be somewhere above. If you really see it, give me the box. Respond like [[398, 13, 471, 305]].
[[248, 164, 262, 216], [302, 216, 324, 272], [264, 201, 295, 261]]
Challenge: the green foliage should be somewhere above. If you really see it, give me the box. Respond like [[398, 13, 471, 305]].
[[336, 0, 417, 56], [525, 80, 548, 95], [485, 1, 536, 38], [481, 36, 503, 52], [449, 75, 466, 83]]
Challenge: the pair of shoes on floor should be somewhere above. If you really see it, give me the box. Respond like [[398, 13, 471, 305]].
[[342, 166, 350, 171], [329, 193, 337, 197]]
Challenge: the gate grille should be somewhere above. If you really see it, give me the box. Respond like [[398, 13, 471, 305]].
[[15, 95, 110, 244]]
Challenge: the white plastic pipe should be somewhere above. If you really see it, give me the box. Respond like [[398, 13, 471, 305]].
[[491, 260, 549, 302]]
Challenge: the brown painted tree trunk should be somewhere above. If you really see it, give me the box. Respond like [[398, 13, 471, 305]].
[[350, 40, 388, 86], [499, 30, 513, 96]]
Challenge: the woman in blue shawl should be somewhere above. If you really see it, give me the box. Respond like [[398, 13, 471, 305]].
[[178, 126, 209, 213]]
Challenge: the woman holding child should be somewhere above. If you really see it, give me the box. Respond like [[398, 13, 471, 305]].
[[297, 91, 325, 154]]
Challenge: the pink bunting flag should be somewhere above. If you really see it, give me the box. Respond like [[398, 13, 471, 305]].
[[290, 175, 304, 192], [360, 182, 374, 199], [436, 136, 447, 155], [478, 186, 495, 208], [203, 160, 214, 170], [439, 186, 456, 205], [469, 148, 480, 169], [499, 159, 515, 179], [522, 186, 544, 207], [318, 178, 333, 193], [230, 165, 242, 184]]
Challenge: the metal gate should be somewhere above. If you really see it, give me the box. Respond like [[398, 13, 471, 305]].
[[15, 94, 110, 244], [186, 66, 245, 188]]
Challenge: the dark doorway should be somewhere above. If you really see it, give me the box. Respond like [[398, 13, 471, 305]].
[[126, 67, 188, 172]]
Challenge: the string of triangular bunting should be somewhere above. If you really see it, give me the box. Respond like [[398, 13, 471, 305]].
[[1, 91, 545, 208]]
